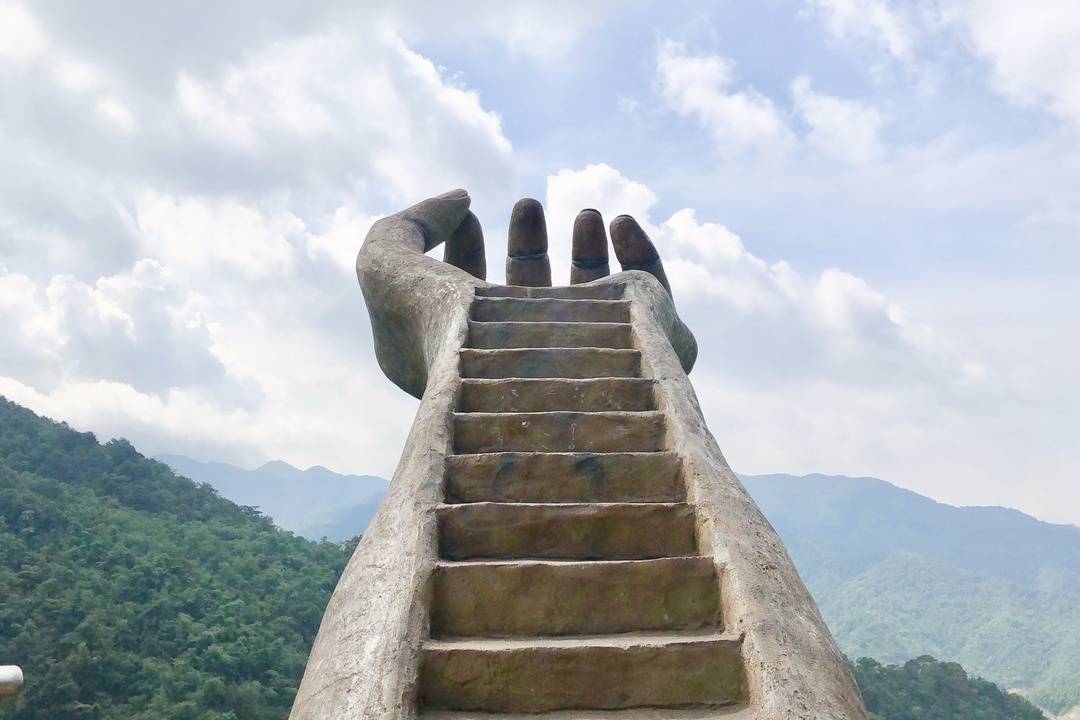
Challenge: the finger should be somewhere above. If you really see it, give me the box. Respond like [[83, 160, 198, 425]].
[[443, 210, 486, 280], [610, 215, 671, 295], [570, 208, 610, 284], [399, 188, 471, 252], [506, 198, 552, 287]]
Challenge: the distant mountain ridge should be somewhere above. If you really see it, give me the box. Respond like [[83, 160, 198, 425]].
[[740, 472, 1080, 715], [155, 454, 388, 541]]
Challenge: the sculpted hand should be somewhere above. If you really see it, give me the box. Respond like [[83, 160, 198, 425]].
[[357, 190, 695, 398]]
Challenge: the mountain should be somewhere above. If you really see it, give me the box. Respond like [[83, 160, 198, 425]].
[[155, 454, 387, 541], [741, 472, 1080, 715], [0, 397, 356, 720], [851, 655, 1045, 720], [0, 396, 1056, 719]]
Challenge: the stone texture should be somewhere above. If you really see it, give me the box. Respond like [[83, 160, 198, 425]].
[[442, 211, 486, 280], [289, 189, 868, 720], [506, 198, 552, 287], [421, 709, 756, 720], [571, 208, 611, 285], [437, 502, 697, 560], [431, 556, 721, 637], [460, 348, 641, 379], [444, 451, 685, 504], [459, 378, 654, 412], [472, 297, 630, 323], [476, 284, 625, 300], [467, 320, 632, 349], [420, 632, 745, 713], [453, 411, 665, 453], [610, 215, 671, 296]]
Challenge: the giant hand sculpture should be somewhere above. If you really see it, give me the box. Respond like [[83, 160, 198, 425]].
[[291, 191, 867, 720], [357, 189, 694, 400]]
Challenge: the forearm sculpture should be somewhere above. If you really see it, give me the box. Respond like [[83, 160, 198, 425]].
[[290, 190, 868, 720]]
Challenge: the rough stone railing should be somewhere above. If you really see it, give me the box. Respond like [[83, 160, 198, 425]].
[[0, 666, 23, 699], [288, 189, 868, 720]]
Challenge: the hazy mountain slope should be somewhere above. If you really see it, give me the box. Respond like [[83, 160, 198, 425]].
[[156, 454, 387, 540], [742, 473, 1080, 714], [0, 397, 355, 720]]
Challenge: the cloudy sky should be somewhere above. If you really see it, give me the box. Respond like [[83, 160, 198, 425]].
[[1, 1, 1078, 525]]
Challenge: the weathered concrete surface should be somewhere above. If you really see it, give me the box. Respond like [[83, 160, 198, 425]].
[[620, 272, 866, 720], [452, 410, 665, 453], [571, 208, 611, 284], [420, 632, 745, 712], [289, 189, 867, 720], [459, 378, 655, 412], [444, 451, 684, 503], [472, 297, 630, 323], [289, 191, 484, 720], [506, 198, 552, 287], [610, 215, 671, 296], [438, 502, 697, 560], [467, 320, 632, 348], [0, 666, 23, 697], [431, 556, 720, 637], [460, 347, 641, 379], [422, 710, 756, 720]]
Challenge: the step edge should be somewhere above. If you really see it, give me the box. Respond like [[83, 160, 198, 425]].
[[435, 555, 711, 569], [423, 629, 742, 652]]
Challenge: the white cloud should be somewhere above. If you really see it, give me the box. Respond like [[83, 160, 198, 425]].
[[304, 203, 381, 273], [134, 192, 301, 281], [940, 0, 1080, 124], [0, 260, 230, 395], [391, 1, 619, 62], [805, 0, 915, 61], [95, 97, 136, 131], [656, 40, 794, 154], [792, 76, 886, 163], [0, 2, 46, 64], [175, 28, 513, 203]]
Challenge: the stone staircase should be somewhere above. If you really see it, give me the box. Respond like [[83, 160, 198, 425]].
[[419, 285, 748, 718]]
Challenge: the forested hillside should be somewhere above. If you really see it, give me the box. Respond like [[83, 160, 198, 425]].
[[0, 397, 1056, 720], [852, 656, 1046, 720], [743, 472, 1080, 715], [0, 398, 357, 720]]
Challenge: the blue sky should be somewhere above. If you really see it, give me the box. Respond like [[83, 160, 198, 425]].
[[1, 1, 1078, 524]]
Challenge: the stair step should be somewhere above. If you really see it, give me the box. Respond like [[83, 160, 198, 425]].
[[472, 297, 630, 323], [475, 284, 625, 300], [437, 502, 696, 560], [453, 411, 664, 453], [431, 556, 720, 637], [460, 348, 641, 379], [420, 631, 745, 713], [468, 321, 633, 349], [444, 452, 684, 504], [422, 706, 755, 719], [459, 378, 655, 413]]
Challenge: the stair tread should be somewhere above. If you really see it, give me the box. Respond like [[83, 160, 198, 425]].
[[460, 377, 652, 384], [453, 410, 662, 417], [436, 555, 706, 567], [472, 298, 631, 323], [449, 451, 676, 458], [469, 320, 631, 326], [465, 346, 634, 351], [425, 629, 738, 651], [438, 501, 688, 510], [422, 707, 754, 719]]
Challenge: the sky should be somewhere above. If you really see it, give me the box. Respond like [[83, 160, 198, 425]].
[[1, 1, 1078, 525]]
